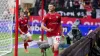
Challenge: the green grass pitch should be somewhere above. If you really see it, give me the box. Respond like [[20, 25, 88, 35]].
[[4, 34, 64, 56]]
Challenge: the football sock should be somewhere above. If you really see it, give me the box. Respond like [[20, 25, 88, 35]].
[[54, 50, 59, 56], [24, 42, 28, 49], [27, 40, 33, 42]]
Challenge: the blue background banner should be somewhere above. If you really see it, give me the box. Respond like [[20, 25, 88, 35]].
[[13, 22, 98, 36]]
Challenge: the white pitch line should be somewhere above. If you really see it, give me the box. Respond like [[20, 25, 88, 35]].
[[12, 37, 21, 39]]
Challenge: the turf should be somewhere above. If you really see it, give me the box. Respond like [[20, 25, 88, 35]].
[[5, 34, 49, 56], [4, 34, 66, 56], [4, 48, 54, 56], [5, 48, 64, 56], [12, 34, 47, 44]]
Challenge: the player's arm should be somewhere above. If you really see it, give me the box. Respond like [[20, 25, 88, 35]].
[[27, 19, 31, 30], [41, 16, 52, 32], [60, 25, 64, 36], [18, 27, 25, 34], [60, 25, 65, 41], [41, 22, 52, 32], [59, 15, 65, 40], [18, 20, 25, 34]]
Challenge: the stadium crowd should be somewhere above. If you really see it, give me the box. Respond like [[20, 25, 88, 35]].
[[34, 0, 100, 9], [18, 0, 100, 18]]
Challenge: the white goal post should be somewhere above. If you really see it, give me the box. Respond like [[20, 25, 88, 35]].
[[0, 0, 14, 56]]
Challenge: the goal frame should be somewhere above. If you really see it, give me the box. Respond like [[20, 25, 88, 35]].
[[14, 0, 44, 56], [14, 0, 19, 56]]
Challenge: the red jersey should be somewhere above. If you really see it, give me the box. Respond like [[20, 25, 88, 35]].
[[18, 17, 29, 34], [84, 5, 92, 11], [42, 12, 61, 37]]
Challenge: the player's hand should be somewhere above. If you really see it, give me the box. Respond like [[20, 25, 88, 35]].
[[61, 33, 65, 37], [21, 32, 25, 35], [61, 34, 65, 41], [47, 28, 53, 32]]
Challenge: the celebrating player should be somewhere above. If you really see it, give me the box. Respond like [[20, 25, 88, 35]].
[[41, 3, 64, 56], [18, 11, 33, 53]]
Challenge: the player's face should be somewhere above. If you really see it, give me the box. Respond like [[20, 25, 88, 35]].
[[20, 12, 24, 17], [48, 5, 55, 12]]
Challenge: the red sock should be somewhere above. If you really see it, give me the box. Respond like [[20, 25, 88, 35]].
[[27, 40, 33, 42], [54, 50, 59, 56], [24, 42, 28, 49]]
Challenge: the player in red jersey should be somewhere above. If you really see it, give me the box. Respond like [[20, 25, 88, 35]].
[[41, 3, 64, 56], [18, 12, 33, 53]]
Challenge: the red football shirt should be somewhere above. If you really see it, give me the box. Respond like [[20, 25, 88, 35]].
[[42, 12, 61, 37], [18, 17, 29, 34]]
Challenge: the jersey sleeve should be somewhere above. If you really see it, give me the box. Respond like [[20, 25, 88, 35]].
[[18, 19, 21, 26], [25, 17, 30, 26], [27, 18, 31, 26], [58, 15, 61, 24], [42, 15, 48, 24]]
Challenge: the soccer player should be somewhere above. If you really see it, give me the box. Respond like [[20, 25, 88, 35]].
[[41, 3, 64, 56], [18, 11, 33, 53]]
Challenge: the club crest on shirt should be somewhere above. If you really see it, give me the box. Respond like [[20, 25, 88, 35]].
[[58, 33, 59, 35], [56, 16, 58, 18], [21, 22, 23, 24], [25, 20, 27, 22], [43, 18, 44, 20]]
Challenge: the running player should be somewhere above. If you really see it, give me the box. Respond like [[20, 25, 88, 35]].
[[18, 11, 33, 53], [41, 3, 64, 56]]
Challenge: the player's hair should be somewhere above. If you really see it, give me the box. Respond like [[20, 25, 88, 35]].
[[48, 3, 56, 7]]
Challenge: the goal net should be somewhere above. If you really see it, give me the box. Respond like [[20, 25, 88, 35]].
[[0, 0, 14, 56]]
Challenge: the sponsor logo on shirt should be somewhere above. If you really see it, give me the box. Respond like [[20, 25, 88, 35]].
[[51, 22, 59, 24]]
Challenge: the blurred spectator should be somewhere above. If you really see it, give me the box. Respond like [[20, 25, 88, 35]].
[[98, 0, 100, 8], [58, 0, 65, 8], [83, 0, 92, 16], [73, 1, 80, 9], [64, 0, 68, 9], [45, 0, 51, 9], [84, 1, 92, 11], [34, 0, 41, 15], [66, 0, 73, 9], [29, 0, 100, 17], [92, 0, 98, 9], [35, 0, 41, 9], [79, 0, 84, 9], [91, 8, 96, 18], [46, 0, 51, 4], [50, 0, 59, 8], [24, 7, 30, 17], [80, 4, 84, 9]]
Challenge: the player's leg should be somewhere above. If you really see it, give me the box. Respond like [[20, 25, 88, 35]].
[[23, 32, 33, 53], [47, 37, 54, 52], [20, 34, 29, 53], [26, 32, 33, 42], [24, 40, 29, 53], [53, 36, 61, 56]]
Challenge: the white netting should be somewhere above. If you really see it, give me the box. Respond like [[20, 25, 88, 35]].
[[0, 0, 14, 56]]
